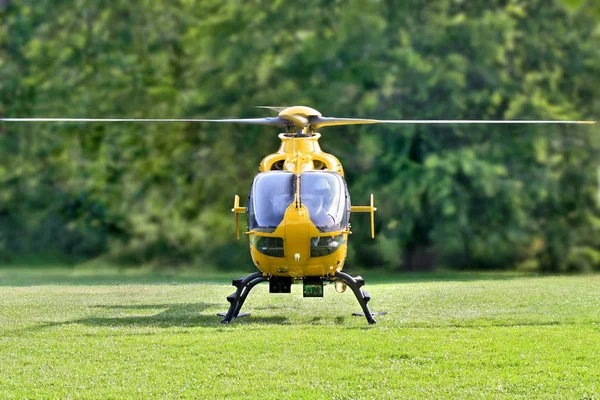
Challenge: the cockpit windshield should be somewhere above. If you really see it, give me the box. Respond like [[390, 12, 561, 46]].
[[301, 172, 349, 232], [248, 172, 294, 232]]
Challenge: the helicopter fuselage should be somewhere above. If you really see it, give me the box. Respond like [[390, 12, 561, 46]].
[[249, 201, 349, 278], [233, 133, 375, 280]]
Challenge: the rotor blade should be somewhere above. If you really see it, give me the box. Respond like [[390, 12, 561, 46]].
[[311, 117, 597, 128], [373, 119, 598, 124], [253, 106, 289, 113], [0, 117, 289, 127]]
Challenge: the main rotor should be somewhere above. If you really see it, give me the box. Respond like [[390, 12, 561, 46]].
[[0, 105, 595, 135]]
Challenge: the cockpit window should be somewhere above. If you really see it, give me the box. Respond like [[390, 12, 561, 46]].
[[300, 172, 349, 232], [248, 172, 294, 232]]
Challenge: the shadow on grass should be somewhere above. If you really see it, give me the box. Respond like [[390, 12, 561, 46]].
[[83, 302, 288, 327], [74, 313, 288, 328], [8, 303, 289, 335]]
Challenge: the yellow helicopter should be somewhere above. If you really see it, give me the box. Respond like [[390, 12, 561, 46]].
[[1, 107, 595, 324]]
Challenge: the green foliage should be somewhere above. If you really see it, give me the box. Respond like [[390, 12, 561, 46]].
[[0, 0, 599, 271]]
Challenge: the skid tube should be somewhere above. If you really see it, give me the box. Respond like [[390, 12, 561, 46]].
[[218, 272, 268, 324], [218, 271, 383, 324]]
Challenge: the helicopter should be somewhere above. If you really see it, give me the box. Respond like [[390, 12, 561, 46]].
[[0, 106, 595, 324]]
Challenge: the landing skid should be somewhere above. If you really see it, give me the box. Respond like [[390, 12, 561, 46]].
[[217, 312, 250, 318], [332, 271, 379, 324], [219, 272, 268, 324], [352, 312, 388, 317], [218, 271, 383, 324]]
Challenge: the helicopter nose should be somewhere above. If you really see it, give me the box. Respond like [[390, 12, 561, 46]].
[[284, 206, 311, 271]]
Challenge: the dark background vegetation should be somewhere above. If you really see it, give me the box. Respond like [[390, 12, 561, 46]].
[[0, 0, 598, 272]]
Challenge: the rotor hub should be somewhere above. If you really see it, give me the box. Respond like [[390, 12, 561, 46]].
[[277, 106, 322, 136]]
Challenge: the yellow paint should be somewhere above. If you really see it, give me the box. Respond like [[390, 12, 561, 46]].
[[233, 107, 375, 279], [231, 195, 246, 240], [351, 193, 377, 238], [246, 200, 349, 278], [260, 134, 344, 175], [278, 106, 322, 118]]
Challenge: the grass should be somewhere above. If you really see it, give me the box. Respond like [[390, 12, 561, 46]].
[[0, 267, 598, 399]]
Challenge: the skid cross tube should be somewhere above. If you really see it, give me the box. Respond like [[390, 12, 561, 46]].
[[331, 271, 377, 324]]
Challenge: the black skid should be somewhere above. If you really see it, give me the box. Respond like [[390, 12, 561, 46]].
[[329, 271, 379, 324], [218, 271, 382, 324], [219, 272, 268, 324]]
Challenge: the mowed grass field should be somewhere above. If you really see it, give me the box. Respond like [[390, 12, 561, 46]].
[[0, 268, 598, 399]]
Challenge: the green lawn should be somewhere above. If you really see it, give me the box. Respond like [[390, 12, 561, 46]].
[[0, 268, 598, 399]]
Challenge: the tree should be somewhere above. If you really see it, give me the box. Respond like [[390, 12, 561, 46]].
[[1, 0, 598, 271]]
